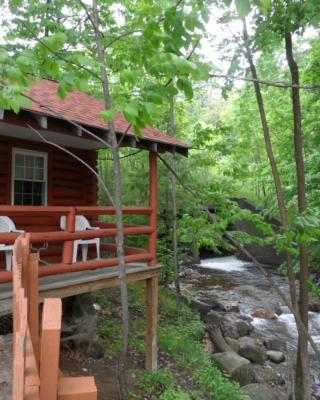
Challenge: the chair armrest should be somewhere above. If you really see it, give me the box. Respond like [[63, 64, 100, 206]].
[[12, 230, 24, 233], [87, 227, 100, 230]]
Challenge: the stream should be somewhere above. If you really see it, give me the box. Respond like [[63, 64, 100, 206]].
[[181, 255, 320, 396]]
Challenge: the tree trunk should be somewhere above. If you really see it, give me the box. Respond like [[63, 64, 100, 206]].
[[169, 95, 180, 296], [92, 1, 129, 398], [242, 20, 298, 312], [285, 32, 310, 400]]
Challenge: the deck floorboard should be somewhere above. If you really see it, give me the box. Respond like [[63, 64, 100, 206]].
[[0, 263, 161, 315]]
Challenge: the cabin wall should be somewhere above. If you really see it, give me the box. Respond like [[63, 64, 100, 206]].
[[0, 135, 98, 265]]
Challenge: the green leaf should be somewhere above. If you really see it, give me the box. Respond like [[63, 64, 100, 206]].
[[258, 0, 271, 16], [123, 101, 140, 124], [101, 109, 116, 121], [173, 56, 196, 75], [177, 77, 193, 99], [235, 0, 251, 17]]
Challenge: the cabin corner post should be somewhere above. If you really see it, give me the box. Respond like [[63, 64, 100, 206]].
[[62, 207, 76, 264], [148, 151, 158, 266], [146, 275, 158, 371]]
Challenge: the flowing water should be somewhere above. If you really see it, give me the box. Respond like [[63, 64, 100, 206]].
[[181, 256, 320, 394]]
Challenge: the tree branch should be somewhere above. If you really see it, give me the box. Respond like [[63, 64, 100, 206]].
[[209, 72, 320, 90], [27, 124, 114, 206]]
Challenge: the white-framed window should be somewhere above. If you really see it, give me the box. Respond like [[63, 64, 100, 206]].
[[12, 148, 48, 206]]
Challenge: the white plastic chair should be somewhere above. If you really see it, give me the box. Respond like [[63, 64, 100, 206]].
[[0, 216, 24, 271], [60, 215, 100, 263]]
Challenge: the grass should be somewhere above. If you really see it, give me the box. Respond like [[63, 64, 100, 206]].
[[95, 285, 249, 399]]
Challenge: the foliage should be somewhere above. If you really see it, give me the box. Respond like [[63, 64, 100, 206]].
[[138, 368, 174, 395]]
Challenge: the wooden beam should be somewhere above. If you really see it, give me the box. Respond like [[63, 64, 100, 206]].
[[39, 298, 62, 400], [27, 253, 40, 365], [129, 136, 137, 147], [146, 276, 158, 371], [58, 377, 97, 400], [150, 142, 158, 152], [148, 151, 158, 266], [62, 207, 76, 264], [31, 113, 48, 129], [73, 125, 82, 136]]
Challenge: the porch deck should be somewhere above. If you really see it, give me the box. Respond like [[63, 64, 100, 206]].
[[0, 263, 161, 315]]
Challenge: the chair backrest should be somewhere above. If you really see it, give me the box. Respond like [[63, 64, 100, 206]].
[[0, 216, 17, 232], [60, 215, 91, 231]]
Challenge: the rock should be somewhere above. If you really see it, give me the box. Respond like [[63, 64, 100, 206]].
[[253, 364, 285, 386], [242, 383, 286, 400], [236, 319, 253, 337], [251, 310, 277, 320], [221, 318, 240, 339], [212, 352, 255, 386], [87, 340, 104, 359], [263, 338, 287, 352], [225, 337, 240, 353], [220, 301, 240, 312], [308, 299, 320, 312], [205, 310, 223, 327], [266, 351, 285, 363], [190, 299, 212, 317], [239, 336, 267, 364]]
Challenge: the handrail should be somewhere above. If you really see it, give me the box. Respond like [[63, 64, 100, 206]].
[[0, 205, 152, 215], [0, 225, 154, 244]]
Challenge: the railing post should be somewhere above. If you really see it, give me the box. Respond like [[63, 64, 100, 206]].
[[62, 207, 76, 264], [148, 151, 158, 266]]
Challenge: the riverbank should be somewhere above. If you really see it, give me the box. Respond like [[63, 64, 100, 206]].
[[180, 256, 320, 399]]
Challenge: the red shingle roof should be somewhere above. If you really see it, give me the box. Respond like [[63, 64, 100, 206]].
[[23, 79, 189, 151]]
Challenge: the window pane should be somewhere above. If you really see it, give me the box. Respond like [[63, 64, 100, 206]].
[[14, 194, 23, 205], [23, 194, 33, 205], [34, 168, 44, 180], [15, 154, 24, 167], [25, 167, 34, 180], [33, 195, 42, 206], [15, 166, 24, 179], [33, 182, 43, 194], [14, 181, 23, 193], [25, 155, 34, 167], [23, 181, 33, 194], [35, 157, 44, 168]]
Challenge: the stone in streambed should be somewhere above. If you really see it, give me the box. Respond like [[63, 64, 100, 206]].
[[212, 351, 255, 386], [236, 319, 253, 337], [242, 383, 286, 400], [253, 364, 285, 386], [266, 350, 285, 363], [239, 336, 267, 364], [263, 338, 287, 352], [225, 336, 240, 353]]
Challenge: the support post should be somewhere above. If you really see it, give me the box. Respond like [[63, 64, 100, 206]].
[[39, 298, 62, 400], [146, 276, 158, 371], [62, 207, 76, 264], [27, 253, 40, 365], [148, 151, 158, 266]]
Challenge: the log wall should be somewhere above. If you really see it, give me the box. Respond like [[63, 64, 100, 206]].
[[0, 135, 98, 265]]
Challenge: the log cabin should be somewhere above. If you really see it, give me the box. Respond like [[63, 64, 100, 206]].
[[0, 78, 189, 370]]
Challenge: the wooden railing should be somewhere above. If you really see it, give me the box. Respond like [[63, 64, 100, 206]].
[[12, 235, 97, 399], [0, 204, 157, 283]]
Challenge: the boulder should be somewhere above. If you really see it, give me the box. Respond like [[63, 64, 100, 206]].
[[253, 364, 285, 386], [236, 319, 253, 337], [242, 383, 286, 400], [212, 352, 255, 386], [266, 351, 285, 363], [225, 337, 240, 353], [251, 310, 277, 320], [263, 338, 287, 352], [205, 310, 223, 327], [239, 336, 267, 364], [190, 299, 212, 318]]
